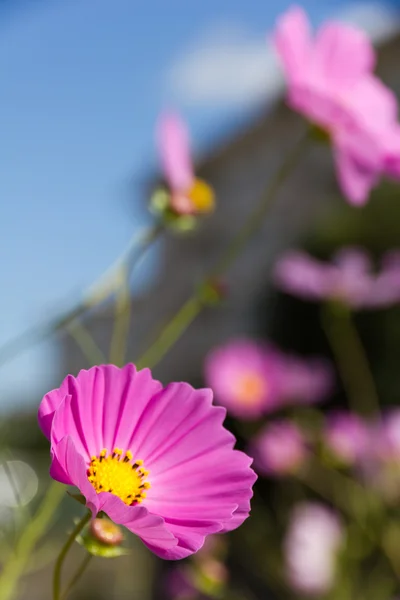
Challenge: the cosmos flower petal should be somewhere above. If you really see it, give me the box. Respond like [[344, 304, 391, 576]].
[[147, 448, 255, 530], [122, 384, 235, 470], [38, 377, 72, 440], [94, 493, 180, 559], [314, 22, 375, 84], [50, 436, 100, 514], [274, 251, 333, 301], [47, 364, 162, 460], [273, 6, 312, 84], [334, 142, 379, 206], [158, 112, 194, 191]]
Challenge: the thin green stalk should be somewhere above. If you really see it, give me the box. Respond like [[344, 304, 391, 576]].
[[0, 482, 65, 600], [136, 296, 202, 370], [320, 302, 380, 416], [136, 130, 310, 368], [210, 131, 311, 278], [61, 553, 92, 600], [53, 512, 91, 600], [0, 224, 164, 368], [65, 320, 106, 366]]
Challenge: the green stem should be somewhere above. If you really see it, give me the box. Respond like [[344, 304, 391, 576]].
[[320, 302, 380, 416], [65, 320, 106, 366], [0, 223, 164, 368], [0, 482, 65, 600], [61, 553, 92, 600], [211, 131, 310, 278], [136, 130, 309, 368], [136, 296, 202, 370], [53, 512, 92, 600]]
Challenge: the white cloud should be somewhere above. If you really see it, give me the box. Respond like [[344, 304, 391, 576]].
[[166, 23, 282, 109], [337, 1, 400, 43], [166, 2, 400, 110]]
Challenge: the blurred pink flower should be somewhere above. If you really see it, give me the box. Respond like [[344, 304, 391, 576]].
[[204, 339, 281, 419], [275, 247, 400, 309], [324, 411, 370, 465], [39, 364, 256, 560], [204, 339, 333, 419], [285, 502, 343, 595], [157, 112, 214, 215], [273, 6, 400, 205], [251, 420, 307, 476]]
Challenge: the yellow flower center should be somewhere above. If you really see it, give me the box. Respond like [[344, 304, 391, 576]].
[[188, 178, 215, 213], [87, 448, 150, 505], [236, 373, 267, 405]]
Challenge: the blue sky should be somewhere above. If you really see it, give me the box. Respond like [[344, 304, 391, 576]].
[[0, 0, 399, 410]]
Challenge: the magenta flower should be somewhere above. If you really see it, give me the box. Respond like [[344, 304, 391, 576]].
[[157, 112, 214, 215], [285, 502, 343, 595], [273, 6, 400, 205], [275, 247, 400, 309], [324, 411, 370, 465], [205, 339, 332, 419], [204, 340, 281, 419], [251, 420, 307, 476], [38, 364, 256, 560]]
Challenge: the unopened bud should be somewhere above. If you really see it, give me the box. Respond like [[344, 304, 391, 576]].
[[90, 518, 124, 546]]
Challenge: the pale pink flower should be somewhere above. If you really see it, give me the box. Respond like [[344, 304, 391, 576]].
[[275, 247, 400, 309], [157, 112, 214, 215], [251, 420, 307, 476], [204, 340, 281, 419], [324, 411, 370, 465], [204, 339, 332, 420], [273, 6, 400, 205], [285, 502, 343, 595]]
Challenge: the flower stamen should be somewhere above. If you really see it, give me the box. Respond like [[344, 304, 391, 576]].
[[87, 448, 150, 505]]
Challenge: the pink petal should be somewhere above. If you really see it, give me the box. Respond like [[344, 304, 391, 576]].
[[314, 22, 375, 85], [38, 376, 72, 439], [274, 251, 334, 301], [96, 494, 180, 559], [50, 436, 100, 514], [273, 6, 312, 84], [157, 112, 194, 192], [333, 247, 372, 276], [123, 383, 256, 536], [334, 140, 379, 206], [347, 75, 398, 130], [48, 365, 162, 461]]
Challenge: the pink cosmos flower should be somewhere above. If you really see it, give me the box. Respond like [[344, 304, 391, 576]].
[[251, 420, 307, 476], [275, 247, 400, 309], [324, 411, 370, 465], [285, 502, 343, 596], [38, 364, 256, 560], [204, 340, 281, 419], [273, 6, 400, 205], [204, 339, 332, 419], [157, 112, 214, 215]]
